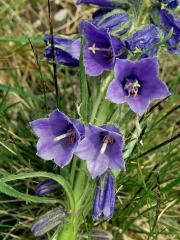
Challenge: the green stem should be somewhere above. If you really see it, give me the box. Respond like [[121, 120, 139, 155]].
[[90, 73, 113, 123]]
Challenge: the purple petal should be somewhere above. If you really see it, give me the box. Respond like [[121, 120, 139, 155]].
[[87, 154, 109, 179], [106, 79, 126, 104], [126, 95, 150, 116], [92, 178, 102, 220], [30, 119, 51, 138], [49, 109, 70, 137], [83, 20, 114, 76], [101, 171, 116, 220], [135, 57, 159, 82]]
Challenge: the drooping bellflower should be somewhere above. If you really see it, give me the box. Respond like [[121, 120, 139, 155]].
[[92, 8, 131, 37], [30, 109, 84, 167], [106, 58, 171, 115], [93, 171, 116, 221], [75, 124, 125, 178], [158, 9, 180, 54], [44, 34, 80, 67], [125, 25, 161, 58], [82, 20, 126, 76]]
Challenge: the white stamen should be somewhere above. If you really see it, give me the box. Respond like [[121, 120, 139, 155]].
[[88, 43, 111, 54], [54, 132, 72, 142], [100, 139, 109, 155]]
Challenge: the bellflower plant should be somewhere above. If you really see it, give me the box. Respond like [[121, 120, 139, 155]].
[[82, 20, 126, 76], [3, 1, 177, 240], [30, 109, 84, 167], [75, 124, 125, 178], [106, 58, 170, 115]]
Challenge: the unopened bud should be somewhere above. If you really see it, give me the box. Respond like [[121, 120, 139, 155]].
[[31, 207, 68, 237]]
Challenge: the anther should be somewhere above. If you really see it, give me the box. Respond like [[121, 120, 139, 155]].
[[100, 135, 114, 155]]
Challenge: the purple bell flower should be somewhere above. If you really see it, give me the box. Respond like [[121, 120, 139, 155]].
[[44, 34, 81, 67], [77, 0, 118, 8], [93, 171, 116, 221], [75, 124, 125, 178], [92, 8, 131, 37], [35, 179, 60, 196], [158, 9, 180, 54], [125, 25, 161, 58], [30, 109, 84, 167], [159, 0, 179, 9], [82, 20, 126, 76], [106, 58, 171, 116]]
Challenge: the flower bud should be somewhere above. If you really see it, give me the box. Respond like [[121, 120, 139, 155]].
[[44, 34, 80, 67], [35, 179, 60, 196], [92, 8, 131, 37], [93, 170, 116, 221], [125, 25, 161, 58], [31, 207, 68, 237]]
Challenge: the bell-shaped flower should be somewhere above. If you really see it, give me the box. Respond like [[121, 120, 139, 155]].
[[158, 9, 180, 54], [75, 124, 125, 178], [30, 109, 84, 167], [125, 25, 161, 58], [44, 34, 81, 67], [92, 8, 131, 37], [82, 20, 126, 76], [93, 171, 116, 221], [106, 58, 171, 115]]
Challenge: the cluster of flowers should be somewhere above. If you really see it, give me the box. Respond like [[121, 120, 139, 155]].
[[31, 109, 124, 221], [30, 0, 179, 233]]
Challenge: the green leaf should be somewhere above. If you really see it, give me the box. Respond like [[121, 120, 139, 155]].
[[79, 32, 88, 123], [0, 171, 75, 210], [0, 181, 59, 204]]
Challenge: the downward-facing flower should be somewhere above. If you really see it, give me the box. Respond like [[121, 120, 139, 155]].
[[82, 20, 126, 76], [125, 25, 161, 58], [93, 171, 116, 221], [30, 109, 84, 167], [159, 0, 179, 9], [44, 34, 80, 67], [92, 8, 131, 37], [106, 58, 171, 115], [75, 124, 125, 178], [158, 9, 180, 54]]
